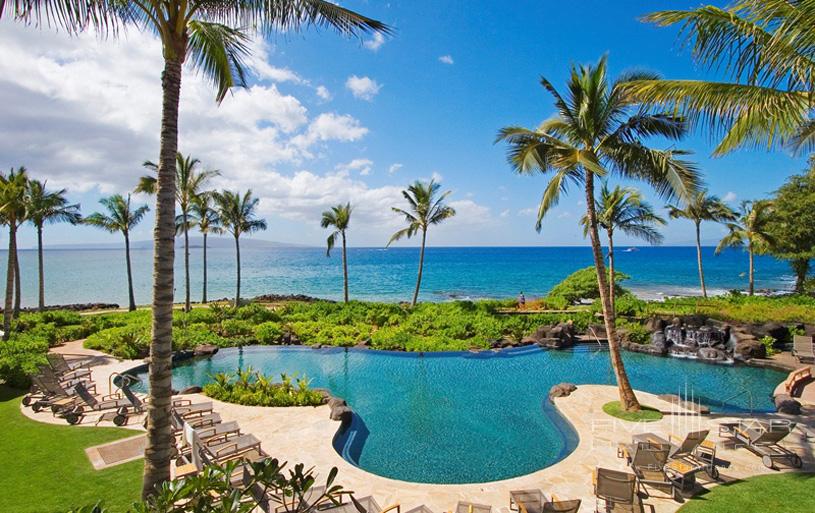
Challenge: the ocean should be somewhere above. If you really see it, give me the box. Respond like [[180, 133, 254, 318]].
[[0, 245, 796, 308]]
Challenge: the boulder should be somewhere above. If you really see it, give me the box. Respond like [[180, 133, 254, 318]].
[[548, 382, 577, 402], [329, 404, 353, 423], [193, 344, 219, 357], [734, 338, 767, 360], [752, 322, 789, 343], [625, 341, 667, 356], [650, 332, 668, 351], [697, 347, 729, 362], [774, 394, 802, 415], [179, 386, 203, 395], [327, 396, 347, 409], [645, 317, 668, 333]]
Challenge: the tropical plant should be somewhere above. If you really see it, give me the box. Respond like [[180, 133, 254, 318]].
[[580, 183, 665, 310], [626, 0, 815, 156], [26, 179, 82, 311], [0, 167, 29, 338], [3, 0, 388, 497], [667, 191, 736, 298], [715, 200, 776, 295], [321, 202, 352, 303], [387, 180, 456, 306], [83, 194, 149, 312], [138, 154, 218, 311], [766, 160, 815, 292], [188, 193, 222, 304], [214, 190, 267, 308], [496, 56, 700, 412]]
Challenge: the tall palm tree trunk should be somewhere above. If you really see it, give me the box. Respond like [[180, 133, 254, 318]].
[[341, 231, 349, 303], [3, 224, 17, 340], [234, 235, 241, 308], [14, 247, 21, 318], [748, 242, 755, 296], [37, 224, 45, 311], [202, 232, 208, 304], [411, 229, 427, 307], [585, 173, 640, 412], [183, 211, 190, 311], [142, 55, 181, 499], [695, 221, 707, 298], [124, 231, 136, 312], [607, 228, 616, 313]]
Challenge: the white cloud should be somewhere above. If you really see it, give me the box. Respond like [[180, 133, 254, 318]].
[[246, 39, 304, 84], [723, 191, 737, 202], [500, 209, 510, 218], [345, 75, 381, 101], [336, 158, 373, 176], [431, 171, 444, 182], [388, 163, 403, 175], [315, 85, 332, 101], [556, 211, 572, 219], [518, 207, 536, 217], [439, 55, 454, 65], [363, 32, 386, 52]]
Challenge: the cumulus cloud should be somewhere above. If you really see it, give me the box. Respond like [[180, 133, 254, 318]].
[[345, 75, 381, 101], [336, 158, 373, 176], [518, 207, 536, 217], [388, 163, 403, 175], [723, 191, 737, 202], [439, 55, 454, 65], [363, 32, 386, 52], [500, 209, 510, 218], [315, 85, 332, 101]]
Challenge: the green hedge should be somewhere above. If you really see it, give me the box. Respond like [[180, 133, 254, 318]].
[[203, 369, 324, 407]]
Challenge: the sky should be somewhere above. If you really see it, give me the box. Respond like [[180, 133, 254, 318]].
[[0, 0, 807, 249]]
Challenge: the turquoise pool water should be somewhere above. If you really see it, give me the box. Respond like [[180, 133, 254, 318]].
[[132, 345, 785, 484]]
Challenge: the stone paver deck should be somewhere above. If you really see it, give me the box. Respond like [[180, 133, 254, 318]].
[[22, 344, 815, 513]]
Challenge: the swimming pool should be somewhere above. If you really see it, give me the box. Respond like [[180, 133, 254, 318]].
[[132, 345, 785, 484]]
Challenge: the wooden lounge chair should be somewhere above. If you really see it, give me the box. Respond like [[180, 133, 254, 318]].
[[61, 382, 133, 425], [784, 366, 812, 396], [593, 467, 644, 513], [720, 419, 802, 469], [46, 352, 93, 380], [792, 335, 815, 363], [455, 501, 492, 513], [627, 442, 676, 500]]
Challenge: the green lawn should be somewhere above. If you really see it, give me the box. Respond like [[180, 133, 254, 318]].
[[0, 386, 142, 513], [602, 401, 663, 422], [678, 473, 815, 513]]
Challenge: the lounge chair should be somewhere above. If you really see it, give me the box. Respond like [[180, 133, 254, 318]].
[[720, 419, 802, 469], [627, 442, 676, 500], [455, 502, 492, 513], [60, 382, 133, 425], [185, 422, 269, 466], [509, 491, 580, 513], [403, 506, 436, 513], [46, 352, 93, 380], [667, 430, 708, 459], [96, 384, 146, 425], [593, 467, 644, 513], [29, 371, 95, 413], [792, 335, 815, 363]]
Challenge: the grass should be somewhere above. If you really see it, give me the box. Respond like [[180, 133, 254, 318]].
[[601, 401, 663, 422], [678, 473, 815, 512], [0, 386, 142, 512]]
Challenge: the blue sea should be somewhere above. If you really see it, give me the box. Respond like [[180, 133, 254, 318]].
[[0, 245, 796, 308]]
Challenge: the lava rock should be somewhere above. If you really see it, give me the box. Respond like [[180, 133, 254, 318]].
[[697, 347, 728, 362], [193, 344, 219, 357], [329, 405, 352, 422], [548, 382, 577, 402], [775, 394, 802, 415], [752, 322, 789, 344], [734, 338, 767, 360], [645, 317, 668, 333], [179, 386, 203, 394]]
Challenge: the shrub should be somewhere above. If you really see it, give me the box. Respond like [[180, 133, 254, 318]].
[[203, 368, 325, 407], [254, 322, 284, 344], [234, 303, 279, 323], [55, 324, 91, 343], [0, 333, 49, 388], [547, 266, 630, 304], [174, 308, 217, 326], [173, 323, 230, 349], [85, 325, 150, 359], [219, 319, 254, 339], [619, 320, 650, 345], [615, 294, 647, 317], [760, 335, 778, 357]]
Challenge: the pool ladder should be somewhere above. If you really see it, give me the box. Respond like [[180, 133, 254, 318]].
[[717, 387, 755, 414]]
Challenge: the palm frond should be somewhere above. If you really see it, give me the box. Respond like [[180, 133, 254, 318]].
[[187, 20, 250, 103]]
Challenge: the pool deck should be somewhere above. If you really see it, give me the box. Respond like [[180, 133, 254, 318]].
[[25, 341, 815, 513]]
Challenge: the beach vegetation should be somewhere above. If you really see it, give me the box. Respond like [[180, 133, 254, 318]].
[[548, 266, 630, 305], [388, 180, 457, 307], [618, 319, 651, 345], [716, 200, 776, 296], [203, 369, 325, 407]]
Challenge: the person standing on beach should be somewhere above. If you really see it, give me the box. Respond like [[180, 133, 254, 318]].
[[518, 291, 526, 310]]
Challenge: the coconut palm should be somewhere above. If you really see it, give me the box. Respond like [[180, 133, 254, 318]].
[[26, 180, 82, 311], [626, 0, 815, 156], [213, 190, 267, 308], [580, 183, 666, 311], [84, 194, 149, 312], [0, 167, 29, 339], [667, 191, 736, 298], [321, 203, 353, 303], [138, 154, 219, 312], [387, 180, 456, 307], [3, 0, 388, 496], [716, 200, 776, 296], [497, 57, 700, 412], [188, 193, 222, 304]]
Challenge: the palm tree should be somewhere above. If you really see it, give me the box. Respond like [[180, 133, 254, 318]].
[[321, 203, 353, 303], [0, 167, 29, 339], [580, 183, 666, 311], [84, 195, 149, 312], [387, 180, 456, 307], [138, 154, 219, 312], [3, 1, 388, 496], [626, 1, 815, 156], [213, 190, 267, 308], [497, 57, 700, 412], [26, 180, 82, 311], [189, 193, 221, 304], [716, 200, 776, 296], [667, 191, 736, 298]]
